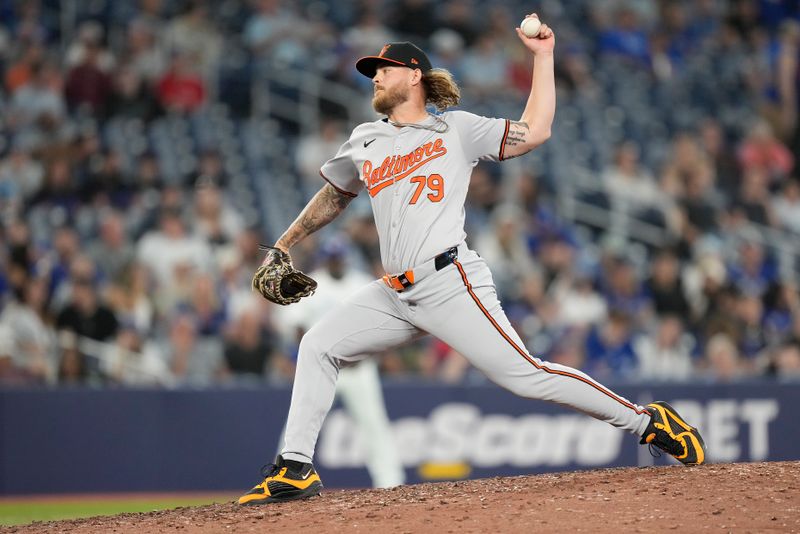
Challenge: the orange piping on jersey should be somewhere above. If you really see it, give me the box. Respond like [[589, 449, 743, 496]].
[[319, 170, 358, 197], [453, 260, 650, 417], [498, 119, 510, 161]]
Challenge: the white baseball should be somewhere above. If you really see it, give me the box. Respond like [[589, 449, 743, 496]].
[[520, 16, 542, 38]]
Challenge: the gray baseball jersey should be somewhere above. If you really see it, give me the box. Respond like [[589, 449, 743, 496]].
[[280, 111, 652, 467], [321, 111, 509, 273]]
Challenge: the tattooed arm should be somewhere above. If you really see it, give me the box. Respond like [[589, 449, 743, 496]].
[[273, 183, 354, 253], [502, 25, 556, 160]]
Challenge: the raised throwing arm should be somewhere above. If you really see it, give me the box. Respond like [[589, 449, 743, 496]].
[[502, 14, 556, 160]]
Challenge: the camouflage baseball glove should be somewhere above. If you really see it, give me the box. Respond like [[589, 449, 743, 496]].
[[252, 246, 317, 305]]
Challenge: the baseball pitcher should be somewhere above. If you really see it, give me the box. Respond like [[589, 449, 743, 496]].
[[240, 14, 706, 505]]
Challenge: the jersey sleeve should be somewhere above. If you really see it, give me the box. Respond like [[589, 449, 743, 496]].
[[319, 140, 362, 197], [449, 110, 511, 163]]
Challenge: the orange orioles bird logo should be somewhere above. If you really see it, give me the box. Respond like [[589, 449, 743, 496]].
[[379, 44, 391, 57]]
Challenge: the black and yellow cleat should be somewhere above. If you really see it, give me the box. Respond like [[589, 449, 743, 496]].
[[640, 401, 706, 465], [238, 455, 323, 505]]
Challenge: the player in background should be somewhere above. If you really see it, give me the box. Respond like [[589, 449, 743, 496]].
[[273, 236, 405, 489], [240, 14, 706, 505]]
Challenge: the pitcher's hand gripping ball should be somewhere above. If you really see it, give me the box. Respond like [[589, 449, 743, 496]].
[[520, 15, 542, 38], [252, 246, 317, 305]]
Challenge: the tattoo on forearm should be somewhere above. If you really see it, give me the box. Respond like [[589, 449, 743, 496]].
[[502, 121, 530, 159], [276, 183, 353, 249]]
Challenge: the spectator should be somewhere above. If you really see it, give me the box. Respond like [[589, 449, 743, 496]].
[[57, 333, 87, 384], [473, 204, 538, 303], [55, 256, 119, 382], [460, 33, 508, 99], [192, 180, 244, 247], [105, 262, 155, 336], [733, 292, 768, 363], [769, 20, 800, 142], [0, 277, 55, 383], [346, 6, 397, 56], [44, 225, 81, 308], [675, 164, 721, 241], [9, 60, 66, 134], [597, 6, 650, 65], [223, 305, 277, 382], [64, 21, 115, 72], [737, 120, 794, 182], [773, 179, 800, 233], [645, 248, 691, 318], [244, 0, 312, 70], [702, 332, 744, 382], [55, 256, 118, 343], [584, 310, 639, 378], [769, 342, 800, 379], [428, 29, 466, 83], [28, 157, 80, 220], [81, 149, 135, 207], [661, 133, 715, 199], [4, 42, 45, 94], [601, 256, 649, 319], [64, 40, 114, 117], [177, 272, 227, 338], [552, 273, 608, 330], [634, 315, 695, 381], [602, 140, 669, 228], [164, 314, 224, 386], [728, 238, 776, 297], [684, 241, 729, 324], [387, 0, 437, 41], [108, 63, 162, 122], [733, 167, 775, 228], [103, 324, 172, 386], [439, 0, 479, 47], [163, 0, 222, 80], [88, 209, 135, 281], [156, 52, 206, 113], [699, 117, 740, 202], [763, 282, 798, 345], [188, 150, 228, 188], [295, 119, 347, 197], [135, 206, 212, 292], [124, 19, 167, 84], [235, 226, 266, 277], [0, 143, 45, 206]]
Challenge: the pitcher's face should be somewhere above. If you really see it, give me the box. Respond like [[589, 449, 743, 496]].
[[372, 65, 413, 115]]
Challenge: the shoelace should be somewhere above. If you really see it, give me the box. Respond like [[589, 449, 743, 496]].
[[647, 443, 663, 459], [260, 463, 280, 479], [648, 428, 685, 458]]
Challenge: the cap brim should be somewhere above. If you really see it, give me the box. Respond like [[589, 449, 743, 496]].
[[355, 56, 408, 78]]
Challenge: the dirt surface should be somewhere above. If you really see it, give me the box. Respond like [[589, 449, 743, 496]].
[[4, 462, 799, 534]]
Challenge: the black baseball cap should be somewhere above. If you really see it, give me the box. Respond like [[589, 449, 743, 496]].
[[355, 42, 432, 78]]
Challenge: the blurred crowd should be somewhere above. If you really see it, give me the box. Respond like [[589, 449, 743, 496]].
[[1, 0, 800, 388]]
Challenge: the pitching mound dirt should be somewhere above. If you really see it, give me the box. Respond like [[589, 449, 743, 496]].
[[5, 461, 799, 533]]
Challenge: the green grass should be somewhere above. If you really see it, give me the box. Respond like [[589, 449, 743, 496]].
[[0, 495, 234, 526]]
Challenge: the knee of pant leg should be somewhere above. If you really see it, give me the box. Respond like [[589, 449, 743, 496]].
[[298, 324, 368, 368], [298, 328, 334, 364]]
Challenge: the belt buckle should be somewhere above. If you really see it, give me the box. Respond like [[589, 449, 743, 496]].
[[383, 270, 415, 292]]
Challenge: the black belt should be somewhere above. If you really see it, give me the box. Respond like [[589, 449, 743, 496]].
[[382, 246, 459, 291]]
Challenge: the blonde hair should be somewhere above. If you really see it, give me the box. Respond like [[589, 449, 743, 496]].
[[422, 68, 461, 111]]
